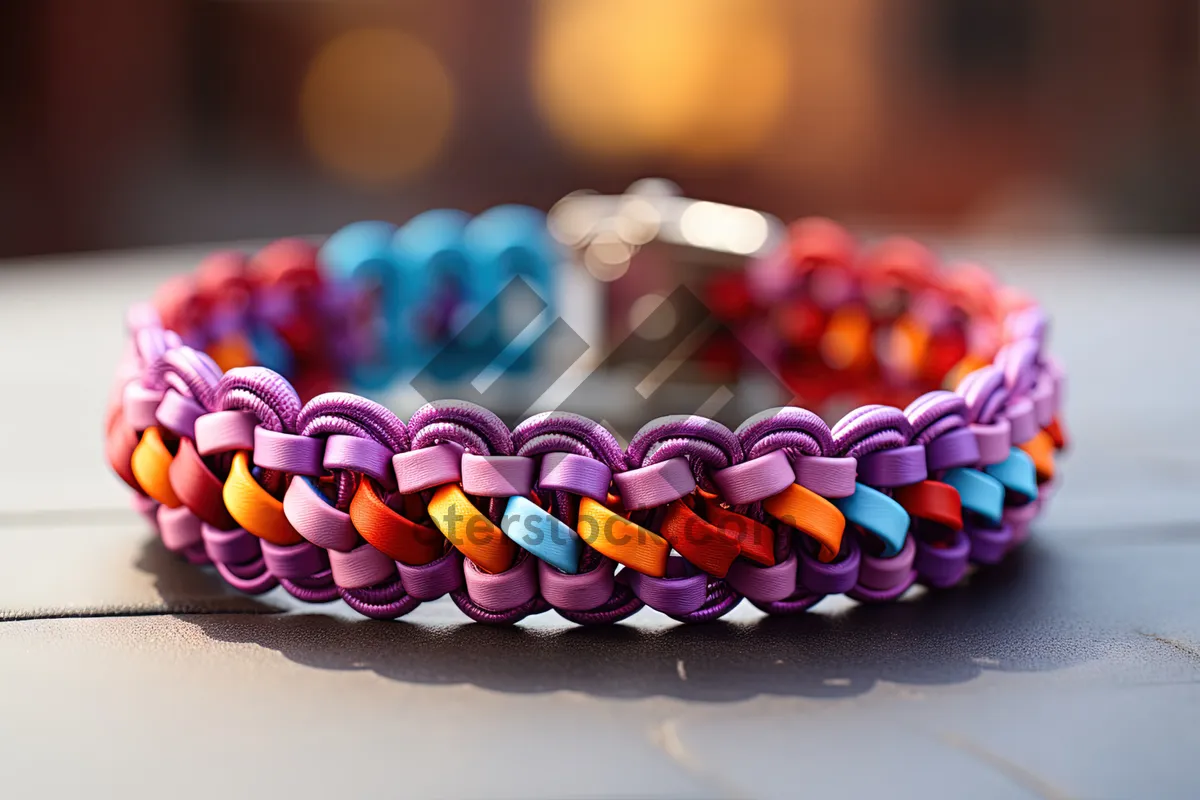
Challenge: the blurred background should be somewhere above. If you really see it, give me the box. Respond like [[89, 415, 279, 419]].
[[1, 0, 1199, 259]]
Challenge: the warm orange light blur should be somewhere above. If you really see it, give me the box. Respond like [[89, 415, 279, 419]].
[[532, 0, 788, 160], [300, 29, 453, 186]]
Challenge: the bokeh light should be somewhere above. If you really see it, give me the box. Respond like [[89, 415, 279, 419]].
[[678, 201, 771, 255], [300, 29, 454, 187], [532, 0, 789, 160]]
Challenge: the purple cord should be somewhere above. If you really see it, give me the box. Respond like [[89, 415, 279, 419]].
[[409, 400, 514, 455], [737, 406, 833, 460], [146, 346, 223, 409], [281, 570, 340, 603], [340, 579, 422, 620], [831, 405, 913, 459], [626, 415, 743, 492], [904, 391, 969, 446], [215, 366, 303, 433]]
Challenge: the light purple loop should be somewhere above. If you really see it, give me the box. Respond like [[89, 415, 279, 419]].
[[296, 392, 410, 453], [971, 419, 1012, 466], [849, 572, 917, 603], [711, 449, 795, 505], [537, 452, 612, 501], [1010, 498, 1041, 542], [260, 539, 330, 579], [201, 524, 262, 565], [123, 382, 164, 432], [1004, 495, 1041, 526], [856, 444, 928, 487], [461, 454, 535, 498], [856, 535, 916, 591], [409, 400, 514, 455], [157, 505, 203, 552], [397, 549, 463, 600], [914, 530, 971, 588], [540, 558, 617, 611], [216, 367, 302, 433], [194, 410, 257, 455], [996, 338, 1040, 398], [513, 411, 628, 472], [621, 557, 709, 615], [132, 494, 160, 529], [612, 457, 696, 510], [966, 523, 1012, 564], [792, 456, 858, 498], [283, 476, 358, 552], [926, 427, 981, 471], [798, 539, 861, 595], [626, 415, 743, 492], [181, 543, 211, 565], [904, 390, 970, 446], [725, 549, 797, 603], [1004, 397, 1038, 445], [324, 435, 396, 488], [736, 406, 834, 459], [831, 405, 913, 459], [956, 365, 1008, 426], [253, 427, 325, 476], [463, 553, 539, 611], [1031, 372, 1055, 428], [1009, 519, 1034, 546], [328, 542, 397, 589], [393, 442, 464, 494], [155, 389, 206, 440]]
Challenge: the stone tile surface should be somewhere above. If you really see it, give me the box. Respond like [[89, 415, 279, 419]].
[[1, 241, 1198, 798]]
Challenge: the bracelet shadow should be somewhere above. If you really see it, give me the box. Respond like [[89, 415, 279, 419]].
[[135, 536, 1097, 702]]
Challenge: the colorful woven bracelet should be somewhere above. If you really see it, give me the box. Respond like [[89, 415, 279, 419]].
[[106, 210, 1066, 625]]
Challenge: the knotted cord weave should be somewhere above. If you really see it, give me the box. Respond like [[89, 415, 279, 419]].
[[106, 218, 1067, 625]]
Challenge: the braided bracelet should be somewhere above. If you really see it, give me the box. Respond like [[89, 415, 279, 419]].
[[106, 212, 1066, 625]]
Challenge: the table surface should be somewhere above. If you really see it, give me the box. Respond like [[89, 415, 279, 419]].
[[1, 239, 1198, 799]]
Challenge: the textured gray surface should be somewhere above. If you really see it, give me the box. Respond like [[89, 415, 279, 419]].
[[1, 240, 1198, 799]]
